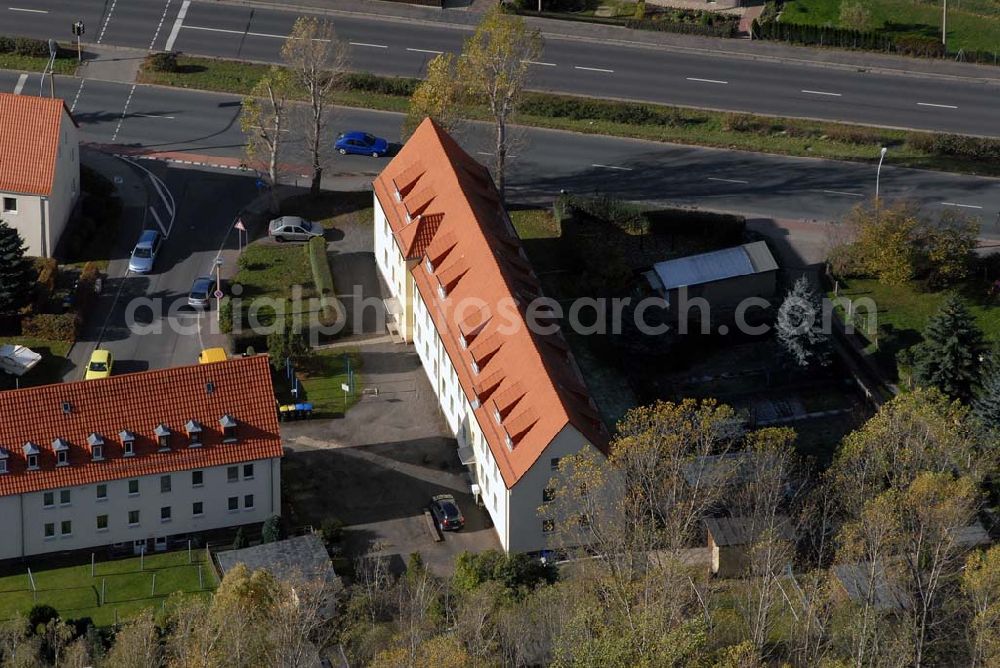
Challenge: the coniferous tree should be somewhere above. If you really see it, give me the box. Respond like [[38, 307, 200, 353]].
[[913, 294, 986, 403], [973, 366, 1000, 435], [0, 219, 36, 315], [776, 276, 831, 369]]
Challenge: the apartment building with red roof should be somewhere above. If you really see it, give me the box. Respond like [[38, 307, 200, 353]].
[[373, 119, 608, 553], [0, 355, 282, 560], [0, 92, 80, 257]]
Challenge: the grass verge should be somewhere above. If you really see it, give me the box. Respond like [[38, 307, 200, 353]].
[[0, 549, 216, 627], [137, 55, 1000, 178], [0, 337, 71, 390], [0, 53, 77, 75], [781, 0, 1000, 55]]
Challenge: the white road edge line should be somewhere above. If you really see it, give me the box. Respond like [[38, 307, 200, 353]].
[[707, 177, 749, 184], [592, 164, 632, 171], [164, 0, 189, 52], [350, 41, 388, 49], [917, 102, 958, 109], [523, 60, 556, 66], [111, 83, 137, 141], [941, 202, 983, 209], [13, 73, 27, 95], [406, 47, 444, 54], [687, 77, 728, 84], [575, 66, 614, 73], [822, 190, 864, 197], [8, 7, 48, 13], [801, 89, 842, 97]]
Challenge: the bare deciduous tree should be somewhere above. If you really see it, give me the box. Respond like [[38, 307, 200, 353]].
[[281, 16, 349, 196], [241, 67, 293, 210]]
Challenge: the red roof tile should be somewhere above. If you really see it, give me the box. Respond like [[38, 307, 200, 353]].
[[0, 355, 282, 496], [0, 93, 71, 196], [374, 119, 609, 488]]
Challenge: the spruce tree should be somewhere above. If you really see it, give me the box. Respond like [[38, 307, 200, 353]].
[[973, 366, 1000, 435], [914, 293, 986, 403], [776, 276, 831, 369], [0, 219, 36, 315]]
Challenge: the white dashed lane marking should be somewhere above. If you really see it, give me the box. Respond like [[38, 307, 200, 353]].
[[592, 164, 632, 171], [801, 89, 842, 97], [13, 73, 27, 94], [917, 102, 958, 109], [687, 77, 728, 84], [350, 42, 388, 49], [708, 177, 749, 184], [941, 202, 983, 209], [575, 66, 614, 73]]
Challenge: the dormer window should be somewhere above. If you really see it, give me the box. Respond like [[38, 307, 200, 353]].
[[87, 433, 105, 461], [493, 407, 502, 425], [437, 280, 447, 300], [52, 438, 69, 467], [154, 424, 171, 451], [471, 360, 480, 375], [185, 420, 203, 447], [0, 449, 8, 475], [504, 432, 513, 450], [23, 442, 40, 470], [219, 415, 238, 442], [459, 334, 468, 350], [119, 431, 135, 457], [424, 257, 433, 274]]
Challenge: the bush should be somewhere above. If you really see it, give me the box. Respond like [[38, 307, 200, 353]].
[[894, 35, 946, 58], [74, 262, 101, 316], [340, 72, 419, 97], [144, 51, 179, 72], [306, 237, 338, 328], [907, 133, 1000, 162], [721, 112, 771, 134], [27, 604, 59, 633], [12, 36, 51, 57], [261, 515, 283, 543], [822, 124, 887, 146], [34, 258, 58, 311], [321, 517, 345, 544], [0, 36, 15, 54], [21, 313, 79, 341]]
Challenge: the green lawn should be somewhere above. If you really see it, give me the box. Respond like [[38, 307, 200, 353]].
[[831, 277, 1000, 378], [136, 56, 1000, 179], [510, 208, 561, 240], [782, 0, 1000, 53], [229, 242, 322, 329], [0, 337, 71, 390], [0, 54, 77, 75], [274, 349, 363, 418], [0, 549, 216, 627]]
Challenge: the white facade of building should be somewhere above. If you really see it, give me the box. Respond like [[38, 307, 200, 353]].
[[374, 195, 597, 554], [0, 458, 280, 561], [0, 104, 79, 258]]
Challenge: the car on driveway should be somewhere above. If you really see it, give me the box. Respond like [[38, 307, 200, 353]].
[[128, 229, 162, 273], [335, 131, 389, 157], [268, 216, 323, 243], [430, 494, 465, 531], [85, 349, 113, 380], [188, 276, 214, 308]]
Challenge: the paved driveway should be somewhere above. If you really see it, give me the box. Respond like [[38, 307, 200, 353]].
[[281, 341, 500, 576]]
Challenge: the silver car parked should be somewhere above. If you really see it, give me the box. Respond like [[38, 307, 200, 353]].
[[268, 216, 323, 243]]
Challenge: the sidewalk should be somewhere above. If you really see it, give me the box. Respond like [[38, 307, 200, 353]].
[[77, 45, 145, 84], [215, 0, 1000, 83]]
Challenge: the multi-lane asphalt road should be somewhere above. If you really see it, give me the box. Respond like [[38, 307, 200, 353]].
[[3, 69, 998, 227], [5, 0, 1000, 136]]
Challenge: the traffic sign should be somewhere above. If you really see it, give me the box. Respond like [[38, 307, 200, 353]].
[[72, 21, 85, 36], [214, 290, 224, 299]]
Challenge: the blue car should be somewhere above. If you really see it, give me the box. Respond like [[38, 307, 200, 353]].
[[335, 131, 389, 157]]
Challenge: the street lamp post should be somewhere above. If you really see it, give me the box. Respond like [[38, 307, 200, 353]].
[[214, 257, 224, 323], [942, 0, 947, 47], [875, 146, 888, 220]]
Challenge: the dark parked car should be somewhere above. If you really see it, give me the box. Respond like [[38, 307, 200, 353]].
[[430, 494, 465, 531], [335, 131, 389, 157]]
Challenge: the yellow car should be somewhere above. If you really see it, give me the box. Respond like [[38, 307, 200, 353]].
[[198, 347, 228, 364], [85, 349, 113, 380]]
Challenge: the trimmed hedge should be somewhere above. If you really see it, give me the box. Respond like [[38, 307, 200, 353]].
[[306, 237, 338, 327], [0, 35, 55, 57], [906, 133, 1000, 161], [340, 72, 419, 97], [510, 5, 738, 37]]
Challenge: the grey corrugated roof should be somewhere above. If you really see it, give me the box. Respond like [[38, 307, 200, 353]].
[[216, 533, 340, 589], [704, 516, 795, 547], [834, 561, 909, 611], [653, 241, 777, 291]]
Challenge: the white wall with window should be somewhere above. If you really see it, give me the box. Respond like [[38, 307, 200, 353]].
[[0, 457, 280, 560]]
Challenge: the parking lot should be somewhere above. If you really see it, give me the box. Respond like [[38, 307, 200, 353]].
[[280, 343, 500, 576]]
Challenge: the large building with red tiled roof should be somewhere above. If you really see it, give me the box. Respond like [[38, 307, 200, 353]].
[[0, 355, 282, 560], [373, 119, 608, 553], [0, 92, 79, 257]]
